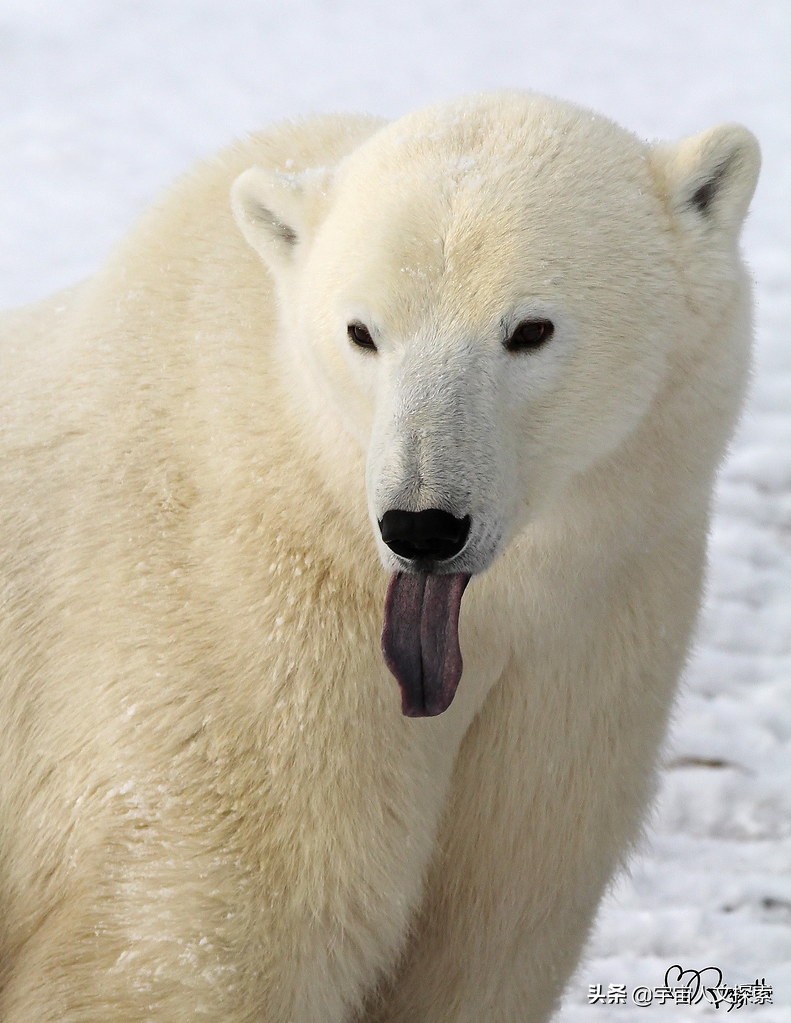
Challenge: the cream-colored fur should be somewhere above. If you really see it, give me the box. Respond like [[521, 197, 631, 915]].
[[0, 93, 759, 1022]]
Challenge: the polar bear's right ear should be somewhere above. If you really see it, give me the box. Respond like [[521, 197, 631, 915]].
[[651, 124, 761, 238], [231, 166, 328, 268]]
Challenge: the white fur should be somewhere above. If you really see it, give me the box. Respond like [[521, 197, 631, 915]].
[[0, 93, 759, 1021]]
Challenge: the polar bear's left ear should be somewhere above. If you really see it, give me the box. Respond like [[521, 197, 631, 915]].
[[651, 124, 760, 236], [231, 166, 330, 268]]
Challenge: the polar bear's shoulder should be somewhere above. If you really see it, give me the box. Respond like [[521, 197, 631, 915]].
[[80, 113, 387, 304], [226, 114, 386, 177], [167, 113, 387, 224]]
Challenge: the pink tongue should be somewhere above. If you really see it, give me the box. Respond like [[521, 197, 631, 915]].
[[381, 573, 471, 717]]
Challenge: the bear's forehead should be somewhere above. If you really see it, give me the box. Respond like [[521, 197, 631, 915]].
[[329, 138, 653, 283], [333, 98, 653, 248], [345, 92, 644, 182], [316, 97, 664, 331]]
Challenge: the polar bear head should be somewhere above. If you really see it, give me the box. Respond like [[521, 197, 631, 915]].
[[232, 92, 759, 716]]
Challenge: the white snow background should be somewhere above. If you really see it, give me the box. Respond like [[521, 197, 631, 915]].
[[1, 1, 788, 1019]]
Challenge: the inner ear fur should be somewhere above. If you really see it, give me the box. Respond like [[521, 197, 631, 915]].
[[652, 124, 761, 235], [231, 166, 330, 266]]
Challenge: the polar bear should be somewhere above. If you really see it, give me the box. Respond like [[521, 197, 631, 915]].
[[0, 92, 759, 1022]]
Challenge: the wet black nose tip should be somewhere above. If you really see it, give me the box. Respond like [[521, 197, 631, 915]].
[[378, 509, 471, 562]]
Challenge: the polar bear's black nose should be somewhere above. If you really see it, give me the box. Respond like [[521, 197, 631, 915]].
[[379, 509, 471, 562]]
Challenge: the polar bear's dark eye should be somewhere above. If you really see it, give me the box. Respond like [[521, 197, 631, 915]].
[[505, 319, 555, 353], [347, 322, 377, 352]]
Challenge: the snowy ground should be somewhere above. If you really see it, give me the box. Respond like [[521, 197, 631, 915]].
[[1, 1, 788, 1019]]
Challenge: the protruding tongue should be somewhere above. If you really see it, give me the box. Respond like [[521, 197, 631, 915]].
[[381, 572, 471, 717]]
